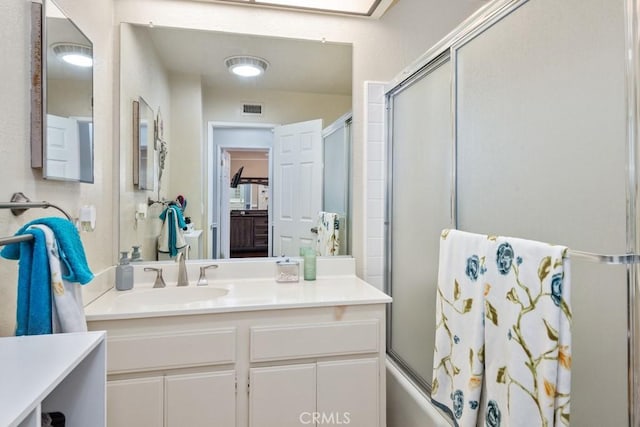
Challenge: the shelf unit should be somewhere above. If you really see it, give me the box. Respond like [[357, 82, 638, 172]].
[[0, 331, 106, 427]]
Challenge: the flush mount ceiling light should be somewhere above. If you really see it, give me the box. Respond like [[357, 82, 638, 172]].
[[225, 56, 269, 77], [52, 42, 93, 68]]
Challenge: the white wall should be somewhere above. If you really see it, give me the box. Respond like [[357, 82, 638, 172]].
[[167, 72, 203, 233], [114, 0, 487, 275], [119, 23, 172, 262], [203, 85, 352, 126], [0, 0, 115, 336]]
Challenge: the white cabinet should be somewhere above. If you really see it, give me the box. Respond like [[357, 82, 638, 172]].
[[317, 358, 379, 426], [166, 370, 236, 427], [249, 364, 316, 427], [249, 359, 379, 427], [0, 332, 106, 427], [107, 377, 163, 427], [107, 371, 236, 427], [89, 304, 387, 427]]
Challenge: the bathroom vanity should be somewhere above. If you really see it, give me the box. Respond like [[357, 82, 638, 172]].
[[85, 258, 390, 427]]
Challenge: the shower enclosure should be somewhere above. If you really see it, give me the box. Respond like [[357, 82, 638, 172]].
[[385, 0, 639, 425]]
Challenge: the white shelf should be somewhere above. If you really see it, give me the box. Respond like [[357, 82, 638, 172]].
[[0, 331, 106, 427]]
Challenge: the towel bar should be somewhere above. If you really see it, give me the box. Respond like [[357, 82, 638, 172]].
[[568, 250, 640, 265], [0, 192, 74, 247]]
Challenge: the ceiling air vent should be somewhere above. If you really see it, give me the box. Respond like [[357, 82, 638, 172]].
[[242, 103, 263, 115]]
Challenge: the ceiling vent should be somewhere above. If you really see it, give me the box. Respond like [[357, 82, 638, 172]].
[[242, 103, 263, 115]]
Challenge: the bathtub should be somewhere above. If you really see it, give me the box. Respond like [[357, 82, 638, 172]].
[[386, 358, 452, 427]]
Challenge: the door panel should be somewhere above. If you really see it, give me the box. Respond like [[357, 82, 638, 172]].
[[249, 364, 316, 427], [273, 119, 323, 256]]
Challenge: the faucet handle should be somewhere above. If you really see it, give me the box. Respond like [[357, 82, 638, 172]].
[[144, 267, 166, 288], [197, 264, 219, 286]]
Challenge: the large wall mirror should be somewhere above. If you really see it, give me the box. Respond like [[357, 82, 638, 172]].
[[31, 0, 94, 183], [119, 23, 352, 261]]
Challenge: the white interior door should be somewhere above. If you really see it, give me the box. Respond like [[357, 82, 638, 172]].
[[220, 150, 231, 258], [46, 114, 80, 180], [273, 119, 323, 257]]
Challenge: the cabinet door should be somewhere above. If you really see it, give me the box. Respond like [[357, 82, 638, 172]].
[[230, 216, 254, 249], [107, 377, 163, 427], [165, 370, 236, 427], [249, 364, 316, 427], [317, 358, 379, 427]]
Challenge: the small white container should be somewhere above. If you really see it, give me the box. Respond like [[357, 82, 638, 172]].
[[275, 259, 299, 283]]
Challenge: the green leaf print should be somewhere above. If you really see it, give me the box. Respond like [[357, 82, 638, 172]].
[[496, 366, 507, 383], [543, 318, 559, 341], [485, 301, 499, 326], [506, 287, 520, 304], [454, 279, 461, 301], [463, 298, 473, 313], [538, 256, 552, 282]]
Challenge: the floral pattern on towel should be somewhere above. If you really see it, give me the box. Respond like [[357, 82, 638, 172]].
[[432, 230, 572, 427], [483, 237, 571, 427], [316, 212, 340, 256]]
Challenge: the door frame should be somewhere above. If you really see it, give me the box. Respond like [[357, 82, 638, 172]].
[[207, 121, 276, 259]]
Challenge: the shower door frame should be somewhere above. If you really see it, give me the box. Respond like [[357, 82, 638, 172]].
[[383, 0, 640, 425]]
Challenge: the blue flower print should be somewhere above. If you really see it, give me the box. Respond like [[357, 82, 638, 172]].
[[516, 256, 523, 266], [452, 389, 464, 419], [486, 400, 501, 427], [454, 335, 460, 344], [466, 255, 480, 281], [496, 243, 514, 275], [507, 329, 512, 340], [469, 400, 479, 410], [551, 273, 563, 307]]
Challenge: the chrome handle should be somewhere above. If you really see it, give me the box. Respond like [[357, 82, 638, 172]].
[[144, 267, 166, 288], [197, 264, 219, 286]]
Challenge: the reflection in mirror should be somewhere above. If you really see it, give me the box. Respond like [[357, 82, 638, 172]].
[[43, 0, 94, 182], [119, 23, 352, 261], [133, 97, 156, 191]]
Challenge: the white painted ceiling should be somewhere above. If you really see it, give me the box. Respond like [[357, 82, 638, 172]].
[[145, 26, 352, 95]]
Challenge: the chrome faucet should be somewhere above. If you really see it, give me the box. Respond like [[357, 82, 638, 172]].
[[144, 267, 166, 288], [176, 251, 189, 286], [197, 264, 219, 286]]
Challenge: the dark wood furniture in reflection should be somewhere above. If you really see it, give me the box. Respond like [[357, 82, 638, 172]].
[[230, 210, 268, 258]]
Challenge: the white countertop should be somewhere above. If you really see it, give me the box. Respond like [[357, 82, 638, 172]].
[[85, 275, 392, 321], [0, 331, 105, 427]]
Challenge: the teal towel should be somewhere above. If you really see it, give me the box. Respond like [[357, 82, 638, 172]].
[[159, 205, 187, 257], [1, 217, 93, 284], [14, 228, 52, 335]]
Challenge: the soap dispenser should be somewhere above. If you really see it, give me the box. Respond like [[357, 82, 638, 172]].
[[115, 251, 134, 291], [130, 245, 143, 262]]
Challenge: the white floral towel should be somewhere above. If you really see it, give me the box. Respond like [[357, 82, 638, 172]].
[[315, 212, 340, 256], [431, 229, 488, 426], [481, 236, 571, 427]]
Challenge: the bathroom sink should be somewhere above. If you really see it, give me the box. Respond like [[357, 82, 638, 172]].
[[116, 286, 229, 307]]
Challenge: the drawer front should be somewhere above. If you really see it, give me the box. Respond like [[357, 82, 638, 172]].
[[108, 328, 236, 373], [254, 216, 268, 226], [250, 320, 379, 362]]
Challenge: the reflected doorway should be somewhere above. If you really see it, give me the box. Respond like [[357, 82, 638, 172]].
[[227, 150, 270, 258]]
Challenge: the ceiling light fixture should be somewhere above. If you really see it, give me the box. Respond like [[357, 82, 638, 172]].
[[52, 43, 93, 68], [225, 56, 269, 77]]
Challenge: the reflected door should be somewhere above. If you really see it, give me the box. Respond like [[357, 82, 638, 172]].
[[273, 119, 323, 256], [46, 113, 80, 180]]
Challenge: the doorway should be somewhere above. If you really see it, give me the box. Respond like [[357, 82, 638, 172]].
[[209, 123, 274, 259], [226, 149, 270, 258]]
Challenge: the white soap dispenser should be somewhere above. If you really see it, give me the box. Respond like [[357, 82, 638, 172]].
[[115, 251, 134, 291]]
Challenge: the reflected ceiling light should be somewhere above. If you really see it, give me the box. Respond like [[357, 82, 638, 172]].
[[225, 56, 269, 77], [52, 43, 93, 67]]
